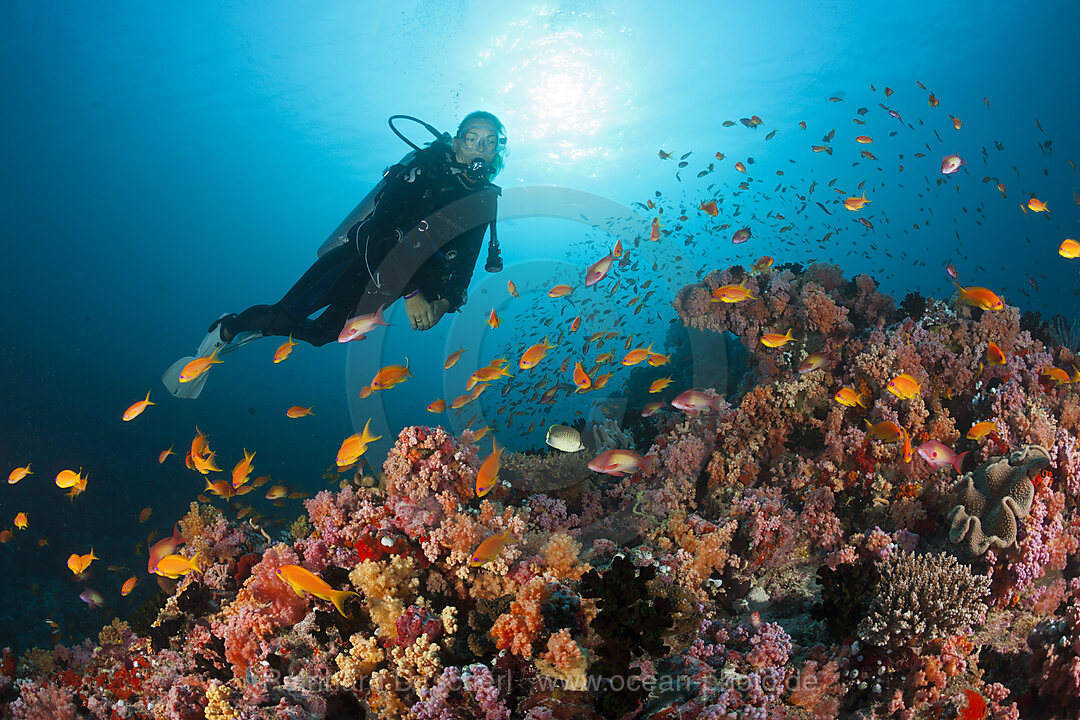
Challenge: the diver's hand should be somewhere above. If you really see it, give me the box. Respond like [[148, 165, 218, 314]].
[[405, 292, 451, 331]]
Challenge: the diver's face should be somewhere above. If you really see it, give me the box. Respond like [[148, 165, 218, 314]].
[[454, 121, 500, 165]]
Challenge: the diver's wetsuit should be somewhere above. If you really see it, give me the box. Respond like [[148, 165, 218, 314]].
[[220, 142, 500, 345]]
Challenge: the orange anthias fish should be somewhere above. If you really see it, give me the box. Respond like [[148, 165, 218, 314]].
[[286, 406, 313, 418], [647, 352, 671, 366], [548, 284, 572, 298], [13, 512, 28, 530], [231, 449, 256, 488], [711, 281, 756, 303], [488, 309, 501, 328], [572, 362, 592, 392], [371, 359, 412, 390], [178, 349, 223, 384], [475, 441, 503, 497], [734, 161, 747, 172], [760, 329, 795, 348], [427, 399, 446, 413], [273, 335, 297, 363], [864, 420, 903, 443], [276, 564, 359, 616], [699, 200, 719, 216], [855, 135, 873, 144], [967, 421, 998, 440], [901, 428, 913, 463], [121, 576, 138, 596], [158, 447, 174, 464], [622, 344, 654, 366], [507, 280, 520, 298], [444, 346, 466, 369], [650, 216, 662, 241], [152, 552, 202, 579], [1027, 197, 1050, 213], [952, 281, 1004, 311], [996, 183, 1007, 198], [122, 390, 155, 422], [55, 469, 88, 498], [336, 419, 382, 468], [1059, 238, 1080, 258], [67, 549, 98, 576], [843, 194, 871, 212], [750, 256, 773, 274], [887, 373, 921, 400], [985, 341, 1006, 366], [648, 377, 674, 393], [520, 336, 556, 370], [8, 464, 32, 484], [470, 529, 516, 567], [835, 387, 870, 408], [570, 315, 582, 332]]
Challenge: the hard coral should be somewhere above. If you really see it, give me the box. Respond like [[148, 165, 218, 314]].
[[947, 444, 1049, 555]]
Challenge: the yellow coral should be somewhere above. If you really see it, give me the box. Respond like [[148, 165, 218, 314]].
[[331, 633, 384, 688], [98, 617, 130, 647], [349, 556, 418, 638], [540, 533, 591, 582], [204, 681, 239, 720], [390, 635, 442, 690]]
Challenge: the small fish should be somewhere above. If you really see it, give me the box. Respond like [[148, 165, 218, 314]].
[[952, 281, 1004, 311], [985, 342, 1006, 366], [122, 390, 154, 422], [671, 389, 724, 413], [488, 309, 501, 328], [1059, 238, 1080, 258], [570, 315, 582, 332], [286, 406, 313, 418], [231, 449, 256, 488], [138, 507, 152, 523], [589, 449, 655, 477], [273, 335, 298, 363], [699, 200, 719, 216], [641, 401, 664, 417], [760, 329, 795, 348], [648, 377, 674, 393], [427, 399, 446, 413], [996, 183, 1007, 198], [966, 421, 998, 440], [470, 529, 515, 567], [916, 440, 968, 473], [79, 588, 104, 610], [338, 304, 389, 343], [946, 263, 959, 281], [658, 149, 672, 159], [798, 352, 829, 374], [585, 253, 616, 287], [507, 280, 520, 298], [710, 281, 756, 303], [548, 284, 573, 298], [887, 373, 921, 400], [811, 145, 833, 155], [572, 362, 592, 392], [475, 441, 503, 497], [855, 136, 873, 144], [276, 564, 359, 616], [178, 349, 222, 383], [750, 256, 773, 274], [843, 194, 871, 212], [546, 425, 585, 453], [158, 447, 174, 464], [13, 512, 28, 530], [952, 116, 962, 130], [121, 576, 138, 596], [1027, 197, 1050, 213], [152, 552, 202, 579], [901, 428, 913, 463], [941, 154, 965, 174], [834, 387, 870, 408], [67, 548, 98, 576], [7, 464, 32, 484], [444, 346, 466, 369], [798, 121, 806, 130], [336, 419, 381, 467], [864, 420, 903, 443], [622, 344, 654, 366], [371, 359, 411, 390], [732, 227, 752, 244], [734, 161, 746, 172]]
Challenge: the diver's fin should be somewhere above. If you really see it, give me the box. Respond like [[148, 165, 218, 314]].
[[162, 321, 265, 400]]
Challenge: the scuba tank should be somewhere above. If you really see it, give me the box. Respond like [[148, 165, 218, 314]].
[[317, 115, 502, 272]]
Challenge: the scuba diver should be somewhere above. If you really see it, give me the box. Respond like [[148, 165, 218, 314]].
[[163, 111, 507, 399]]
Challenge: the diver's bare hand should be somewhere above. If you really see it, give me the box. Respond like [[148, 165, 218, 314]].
[[404, 292, 434, 331]]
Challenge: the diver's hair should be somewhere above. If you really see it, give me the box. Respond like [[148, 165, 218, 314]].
[[455, 111, 507, 177]]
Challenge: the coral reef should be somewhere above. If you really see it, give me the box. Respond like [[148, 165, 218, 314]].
[[6, 261, 1080, 719]]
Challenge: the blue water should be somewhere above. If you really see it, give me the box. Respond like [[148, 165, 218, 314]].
[[1, 0, 1077, 654]]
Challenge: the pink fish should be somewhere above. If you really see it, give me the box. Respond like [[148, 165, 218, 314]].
[[732, 227, 752, 244], [338, 304, 389, 343], [147, 525, 185, 574], [671, 389, 724, 412], [79, 588, 104, 610], [588, 449, 655, 477], [941, 154, 965, 175], [916, 440, 968, 473], [946, 263, 958, 281], [585, 252, 616, 287]]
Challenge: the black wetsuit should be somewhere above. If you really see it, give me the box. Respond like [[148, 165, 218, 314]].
[[221, 142, 500, 345]]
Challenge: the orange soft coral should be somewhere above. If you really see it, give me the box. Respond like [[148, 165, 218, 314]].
[[490, 577, 550, 658]]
